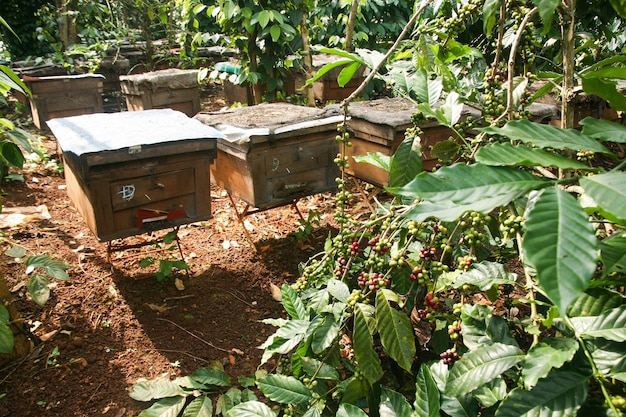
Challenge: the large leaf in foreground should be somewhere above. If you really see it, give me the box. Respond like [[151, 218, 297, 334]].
[[414, 364, 440, 417], [227, 401, 276, 417], [138, 396, 186, 417], [599, 234, 626, 276], [354, 304, 383, 384], [389, 134, 423, 188], [183, 395, 213, 417], [523, 187, 597, 314], [256, 374, 311, 404], [495, 370, 589, 417], [580, 117, 626, 143], [444, 343, 524, 397], [580, 171, 626, 223], [389, 164, 546, 203], [475, 142, 593, 170], [580, 305, 626, 342], [521, 338, 579, 389], [481, 119, 611, 154], [376, 289, 416, 372], [404, 193, 521, 222]]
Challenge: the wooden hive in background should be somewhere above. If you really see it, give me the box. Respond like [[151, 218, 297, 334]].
[[120, 69, 201, 117], [23, 74, 104, 129], [195, 103, 343, 210]]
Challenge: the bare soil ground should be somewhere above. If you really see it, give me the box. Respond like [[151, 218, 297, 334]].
[[0, 86, 347, 416]]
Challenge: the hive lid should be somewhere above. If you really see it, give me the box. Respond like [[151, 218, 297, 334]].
[[119, 69, 199, 90], [194, 102, 343, 145], [47, 109, 224, 167]]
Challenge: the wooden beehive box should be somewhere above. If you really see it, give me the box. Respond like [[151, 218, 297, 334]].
[[47, 109, 224, 242], [120, 69, 201, 117], [195, 103, 343, 210], [23, 74, 104, 129], [345, 98, 482, 187]]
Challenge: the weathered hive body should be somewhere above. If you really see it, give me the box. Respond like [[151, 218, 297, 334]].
[[47, 109, 223, 241], [24, 74, 105, 129], [120, 69, 201, 117], [195, 103, 342, 209]]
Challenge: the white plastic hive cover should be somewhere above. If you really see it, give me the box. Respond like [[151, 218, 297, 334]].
[[47, 109, 225, 156]]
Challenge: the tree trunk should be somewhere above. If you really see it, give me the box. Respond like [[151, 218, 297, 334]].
[[344, 0, 359, 52], [559, 0, 576, 130], [56, 0, 77, 51], [248, 31, 264, 104], [300, 13, 316, 106], [0, 272, 32, 366]]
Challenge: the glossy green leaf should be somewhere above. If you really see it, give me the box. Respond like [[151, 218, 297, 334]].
[[523, 187, 597, 314], [5, 245, 26, 259], [481, 119, 611, 154], [580, 171, 626, 222], [256, 374, 311, 404], [414, 364, 440, 417], [353, 152, 390, 171], [27, 274, 51, 306], [337, 62, 362, 87], [182, 395, 212, 417], [568, 287, 625, 317], [482, 0, 500, 35], [354, 304, 383, 384], [445, 343, 524, 397], [0, 322, 13, 354], [0, 305, 8, 323], [376, 289, 416, 372], [581, 305, 626, 341], [326, 279, 350, 303], [475, 143, 593, 170], [336, 403, 368, 417], [300, 357, 339, 381], [534, 0, 559, 33], [599, 234, 626, 275], [281, 284, 307, 320], [340, 375, 369, 404], [389, 133, 423, 188], [390, 164, 546, 204], [453, 261, 517, 291], [440, 394, 479, 417], [226, 400, 276, 417], [429, 139, 459, 163], [460, 303, 518, 350], [0, 65, 30, 95], [472, 378, 507, 408], [379, 388, 413, 416], [129, 375, 187, 401], [586, 338, 626, 377], [580, 117, 626, 143], [1, 142, 25, 168], [138, 396, 186, 417], [404, 193, 522, 222], [521, 338, 579, 389], [495, 370, 589, 417], [311, 313, 339, 354], [257, 10, 270, 28], [582, 77, 626, 112], [191, 367, 231, 387]]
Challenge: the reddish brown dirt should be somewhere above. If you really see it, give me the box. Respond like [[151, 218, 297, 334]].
[[0, 86, 344, 416]]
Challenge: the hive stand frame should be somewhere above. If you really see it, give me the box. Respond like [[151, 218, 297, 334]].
[[226, 192, 305, 252]]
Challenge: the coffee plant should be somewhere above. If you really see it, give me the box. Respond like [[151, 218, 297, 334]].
[[220, 1, 626, 417]]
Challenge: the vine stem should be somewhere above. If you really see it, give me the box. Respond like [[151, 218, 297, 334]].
[[339, 0, 434, 110], [493, 6, 538, 126]]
